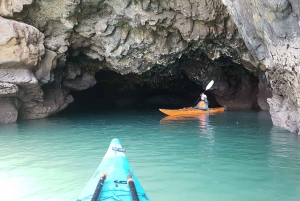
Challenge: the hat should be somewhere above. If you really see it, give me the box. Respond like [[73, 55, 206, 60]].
[[201, 93, 207, 98]]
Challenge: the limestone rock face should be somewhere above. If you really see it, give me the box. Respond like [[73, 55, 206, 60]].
[[223, 0, 300, 133], [63, 72, 96, 91], [0, 82, 18, 97], [71, 0, 252, 74], [257, 72, 272, 111], [14, 0, 254, 74], [0, 16, 44, 69], [0, 0, 33, 17], [19, 87, 74, 119], [0, 16, 72, 123], [35, 49, 57, 84], [0, 97, 21, 124]]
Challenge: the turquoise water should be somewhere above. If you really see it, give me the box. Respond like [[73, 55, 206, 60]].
[[0, 109, 300, 201]]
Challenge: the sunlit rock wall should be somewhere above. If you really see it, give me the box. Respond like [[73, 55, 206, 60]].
[[13, 0, 255, 72], [0, 13, 72, 123], [223, 0, 300, 133], [0, 0, 32, 17]]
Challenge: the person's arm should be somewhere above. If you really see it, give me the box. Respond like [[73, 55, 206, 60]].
[[204, 98, 209, 110]]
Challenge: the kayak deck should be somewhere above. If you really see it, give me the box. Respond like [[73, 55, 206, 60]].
[[77, 138, 149, 201], [159, 107, 225, 116]]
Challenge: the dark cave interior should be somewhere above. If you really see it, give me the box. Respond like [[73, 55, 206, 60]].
[[61, 52, 259, 114], [63, 70, 221, 113]]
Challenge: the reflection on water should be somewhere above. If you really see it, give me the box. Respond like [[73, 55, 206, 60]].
[[0, 122, 19, 136], [160, 114, 209, 123], [269, 126, 300, 167], [160, 114, 210, 134]]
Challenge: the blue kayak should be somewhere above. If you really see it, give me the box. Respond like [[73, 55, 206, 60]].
[[77, 138, 150, 201]]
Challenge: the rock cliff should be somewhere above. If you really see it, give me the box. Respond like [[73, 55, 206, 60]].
[[0, 0, 298, 134], [223, 0, 300, 133]]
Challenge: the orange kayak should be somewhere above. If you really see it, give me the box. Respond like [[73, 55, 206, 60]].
[[159, 107, 225, 116]]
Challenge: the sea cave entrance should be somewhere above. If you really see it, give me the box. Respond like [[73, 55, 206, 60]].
[[60, 53, 261, 115]]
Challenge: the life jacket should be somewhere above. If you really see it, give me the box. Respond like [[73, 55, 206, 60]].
[[198, 101, 206, 109]]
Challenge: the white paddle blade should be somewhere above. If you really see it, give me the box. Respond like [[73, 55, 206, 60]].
[[205, 80, 214, 91]]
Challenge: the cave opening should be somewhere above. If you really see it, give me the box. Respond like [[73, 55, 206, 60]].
[[62, 69, 221, 114], [60, 51, 260, 115]]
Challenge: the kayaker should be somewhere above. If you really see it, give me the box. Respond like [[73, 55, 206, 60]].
[[194, 93, 209, 110]]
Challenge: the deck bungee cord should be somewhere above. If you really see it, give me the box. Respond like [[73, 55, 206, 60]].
[[91, 173, 107, 201], [80, 189, 147, 201], [127, 174, 140, 201]]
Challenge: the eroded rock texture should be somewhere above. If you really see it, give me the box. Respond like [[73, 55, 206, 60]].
[[0, 0, 32, 17], [0, 0, 297, 135], [0, 14, 72, 122], [223, 0, 300, 133], [0, 97, 20, 124]]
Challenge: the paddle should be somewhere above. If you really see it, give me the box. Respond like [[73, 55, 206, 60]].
[[205, 80, 214, 92], [192, 80, 214, 107]]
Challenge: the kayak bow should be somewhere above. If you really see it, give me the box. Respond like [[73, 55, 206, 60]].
[[77, 138, 150, 201]]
